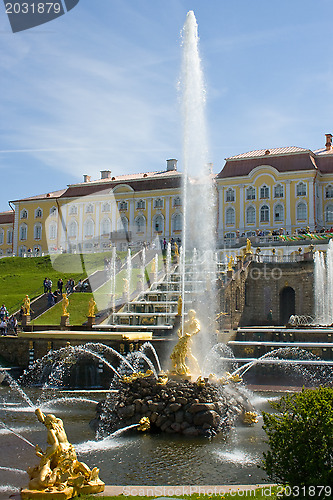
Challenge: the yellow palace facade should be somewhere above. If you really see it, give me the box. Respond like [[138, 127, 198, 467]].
[[2, 134, 333, 256]]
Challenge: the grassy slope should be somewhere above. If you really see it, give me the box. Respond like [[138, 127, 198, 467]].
[[33, 292, 94, 326]]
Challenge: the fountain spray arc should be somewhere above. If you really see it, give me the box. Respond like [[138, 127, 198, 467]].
[[180, 11, 217, 361]]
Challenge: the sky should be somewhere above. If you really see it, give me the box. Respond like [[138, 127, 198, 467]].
[[1, 0, 333, 211]]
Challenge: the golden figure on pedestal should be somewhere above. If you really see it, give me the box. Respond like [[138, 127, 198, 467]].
[[62, 294, 69, 317], [245, 238, 252, 254], [88, 297, 97, 318], [21, 408, 104, 500], [170, 309, 201, 377], [23, 295, 31, 315]]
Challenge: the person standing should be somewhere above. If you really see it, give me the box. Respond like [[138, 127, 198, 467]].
[[57, 278, 63, 295]]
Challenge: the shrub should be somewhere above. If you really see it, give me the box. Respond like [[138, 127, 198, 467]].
[[261, 387, 333, 498]]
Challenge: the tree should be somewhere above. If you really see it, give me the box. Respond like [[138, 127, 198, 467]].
[[262, 387, 333, 498]]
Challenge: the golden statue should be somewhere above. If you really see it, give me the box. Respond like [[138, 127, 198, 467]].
[[88, 297, 96, 318], [243, 411, 259, 425], [170, 309, 201, 377], [62, 293, 69, 317], [227, 255, 234, 271], [177, 295, 182, 316], [23, 295, 30, 315], [174, 242, 179, 256], [137, 417, 150, 432], [245, 238, 252, 254], [122, 278, 129, 295], [21, 408, 104, 499]]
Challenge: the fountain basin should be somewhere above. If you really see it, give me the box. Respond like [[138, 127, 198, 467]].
[[93, 373, 254, 438]]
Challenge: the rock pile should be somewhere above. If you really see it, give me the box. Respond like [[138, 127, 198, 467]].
[[92, 374, 254, 437]]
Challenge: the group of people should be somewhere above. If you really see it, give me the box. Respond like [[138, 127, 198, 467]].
[[0, 304, 17, 336]]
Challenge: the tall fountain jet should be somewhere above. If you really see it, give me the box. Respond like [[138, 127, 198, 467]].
[[179, 11, 217, 361]]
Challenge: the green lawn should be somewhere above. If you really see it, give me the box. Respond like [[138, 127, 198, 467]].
[[33, 292, 95, 326]]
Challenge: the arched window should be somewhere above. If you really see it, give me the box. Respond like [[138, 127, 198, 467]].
[[101, 218, 111, 235], [173, 197, 182, 207], [19, 245, 27, 257], [20, 209, 28, 219], [260, 205, 270, 222], [0, 230, 4, 245], [49, 223, 57, 240], [117, 216, 128, 233], [296, 182, 306, 196], [172, 213, 182, 232], [226, 188, 235, 202], [154, 198, 163, 209], [274, 204, 284, 222], [226, 207, 235, 225], [325, 205, 333, 223], [135, 215, 146, 233], [246, 206, 255, 224], [34, 224, 42, 240], [50, 206, 57, 216], [20, 224, 27, 240], [326, 185, 333, 199], [35, 207, 43, 218], [101, 202, 111, 213], [7, 230, 13, 244], [246, 186, 256, 200], [260, 185, 269, 199], [297, 202, 307, 221], [136, 199, 145, 210], [84, 219, 94, 237], [85, 203, 94, 214], [68, 220, 78, 238], [274, 184, 284, 198], [154, 214, 164, 232]]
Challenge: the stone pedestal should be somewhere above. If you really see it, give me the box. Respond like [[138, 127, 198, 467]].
[[21, 486, 74, 500], [21, 314, 31, 327], [87, 316, 95, 328], [227, 270, 233, 279], [60, 315, 69, 328]]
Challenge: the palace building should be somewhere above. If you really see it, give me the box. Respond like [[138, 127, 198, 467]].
[[2, 134, 333, 256]]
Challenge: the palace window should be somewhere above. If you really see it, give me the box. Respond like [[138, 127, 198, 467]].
[[172, 213, 182, 232], [246, 206, 255, 224], [246, 186, 256, 200], [85, 203, 94, 214], [154, 198, 163, 209], [173, 196, 182, 207], [119, 201, 128, 211], [325, 205, 333, 223], [50, 206, 57, 216], [260, 185, 269, 199], [69, 205, 78, 215], [117, 216, 129, 233], [226, 207, 235, 225], [274, 184, 284, 198], [154, 214, 164, 232], [136, 199, 146, 210], [35, 208, 43, 218], [226, 188, 235, 202], [101, 218, 111, 235], [84, 219, 94, 237], [326, 185, 333, 199], [68, 220, 78, 238], [20, 209, 28, 219], [297, 202, 307, 220], [260, 204, 270, 222], [135, 215, 146, 233], [274, 204, 284, 222], [7, 230, 13, 244], [34, 224, 42, 240], [101, 202, 111, 213], [49, 224, 57, 240], [19, 224, 27, 241], [297, 182, 307, 196], [0, 231, 3, 245]]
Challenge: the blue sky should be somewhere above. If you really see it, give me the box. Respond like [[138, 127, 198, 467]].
[[1, 0, 333, 210]]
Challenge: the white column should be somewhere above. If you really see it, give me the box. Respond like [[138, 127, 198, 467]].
[[165, 197, 170, 239], [285, 181, 292, 232], [239, 184, 244, 233], [129, 200, 134, 241], [78, 204, 83, 247], [308, 180, 314, 230], [95, 202, 100, 247], [147, 198, 152, 242], [13, 204, 19, 256]]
